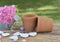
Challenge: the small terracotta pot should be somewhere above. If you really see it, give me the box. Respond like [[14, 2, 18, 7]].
[[35, 16, 53, 32], [22, 14, 37, 32]]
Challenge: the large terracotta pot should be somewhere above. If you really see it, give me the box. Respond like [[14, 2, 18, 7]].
[[35, 16, 53, 32], [22, 14, 37, 32]]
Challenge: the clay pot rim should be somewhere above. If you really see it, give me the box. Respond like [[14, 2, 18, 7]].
[[22, 14, 37, 19], [37, 16, 53, 20], [37, 16, 53, 24]]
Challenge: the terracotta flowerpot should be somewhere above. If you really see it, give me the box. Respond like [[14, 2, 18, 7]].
[[35, 16, 53, 32], [22, 14, 37, 32]]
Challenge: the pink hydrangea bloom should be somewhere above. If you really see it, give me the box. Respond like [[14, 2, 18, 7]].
[[0, 5, 15, 24]]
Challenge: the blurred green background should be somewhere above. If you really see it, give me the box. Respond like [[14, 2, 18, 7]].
[[0, 0, 60, 22]]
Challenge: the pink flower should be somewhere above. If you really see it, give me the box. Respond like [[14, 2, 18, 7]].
[[0, 5, 15, 24]]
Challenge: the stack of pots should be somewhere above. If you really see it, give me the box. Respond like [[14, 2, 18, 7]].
[[22, 14, 53, 32]]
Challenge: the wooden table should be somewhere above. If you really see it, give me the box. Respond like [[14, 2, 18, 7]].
[[2, 23, 60, 42]]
